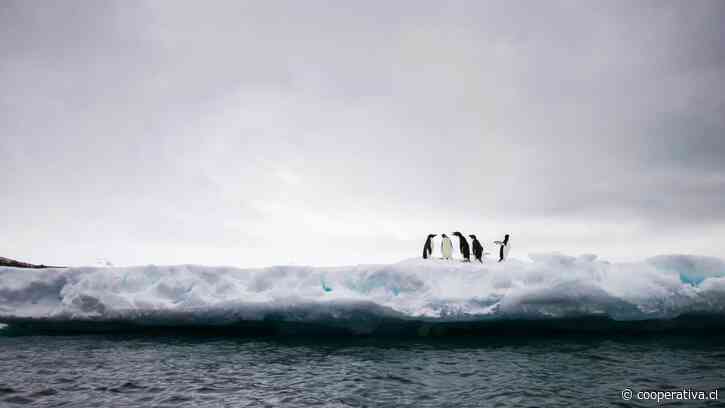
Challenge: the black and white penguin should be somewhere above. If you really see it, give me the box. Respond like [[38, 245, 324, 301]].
[[441, 234, 453, 260], [422, 234, 437, 259], [495, 234, 510, 262], [469, 234, 483, 263], [452, 232, 470, 262]]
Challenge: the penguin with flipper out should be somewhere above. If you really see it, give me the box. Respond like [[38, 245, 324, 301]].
[[469, 234, 483, 263], [452, 232, 471, 262], [494, 234, 510, 262], [422, 234, 436, 259]]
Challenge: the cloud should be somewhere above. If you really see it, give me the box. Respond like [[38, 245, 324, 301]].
[[1, 0, 724, 265]]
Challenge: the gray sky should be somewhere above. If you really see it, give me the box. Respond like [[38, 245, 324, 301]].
[[2, 0, 724, 267]]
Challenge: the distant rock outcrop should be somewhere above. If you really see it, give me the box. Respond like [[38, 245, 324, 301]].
[[0, 256, 62, 269]]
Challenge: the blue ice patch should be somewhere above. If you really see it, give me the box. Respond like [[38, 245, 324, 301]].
[[321, 279, 332, 292]]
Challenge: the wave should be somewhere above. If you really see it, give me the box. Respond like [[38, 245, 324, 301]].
[[1, 253, 725, 336]]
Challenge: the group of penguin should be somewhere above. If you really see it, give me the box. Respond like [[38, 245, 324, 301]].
[[422, 232, 511, 263]]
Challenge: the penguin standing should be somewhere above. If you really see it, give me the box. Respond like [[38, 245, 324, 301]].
[[422, 234, 437, 259], [440, 234, 453, 260], [495, 234, 511, 262], [452, 232, 470, 262], [469, 234, 483, 263]]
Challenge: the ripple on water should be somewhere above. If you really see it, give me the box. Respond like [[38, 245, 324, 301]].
[[109, 381, 146, 394], [159, 394, 193, 404], [3, 395, 34, 404], [0, 335, 723, 407], [0, 386, 16, 395], [30, 388, 58, 397]]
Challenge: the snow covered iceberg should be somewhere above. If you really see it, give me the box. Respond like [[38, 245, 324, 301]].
[[1, 253, 725, 336]]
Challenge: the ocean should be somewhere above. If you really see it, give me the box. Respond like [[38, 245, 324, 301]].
[[1, 332, 723, 407]]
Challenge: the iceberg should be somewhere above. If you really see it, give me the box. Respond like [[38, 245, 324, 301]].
[[1, 253, 724, 336]]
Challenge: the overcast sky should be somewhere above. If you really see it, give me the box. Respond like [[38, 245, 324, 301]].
[[2, 0, 724, 267]]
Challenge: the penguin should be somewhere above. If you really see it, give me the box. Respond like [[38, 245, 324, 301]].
[[452, 232, 471, 262], [469, 234, 483, 263], [440, 234, 453, 260], [494, 234, 511, 262], [422, 234, 437, 259]]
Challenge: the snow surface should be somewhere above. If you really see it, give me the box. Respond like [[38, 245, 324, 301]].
[[1, 254, 724, 328]]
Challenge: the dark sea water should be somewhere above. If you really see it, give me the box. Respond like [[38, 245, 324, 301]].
[[1, 332, 724, 407]]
